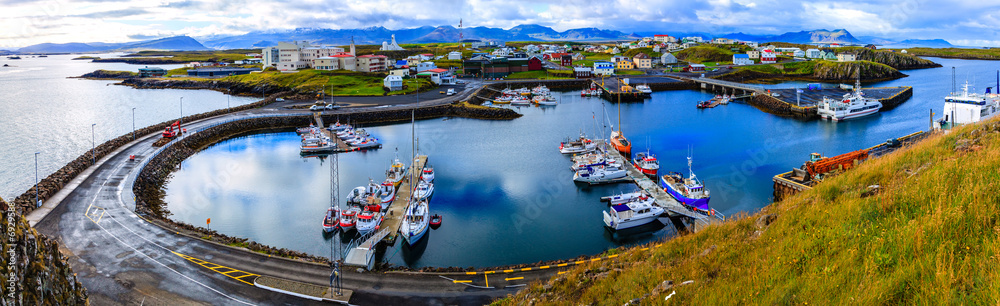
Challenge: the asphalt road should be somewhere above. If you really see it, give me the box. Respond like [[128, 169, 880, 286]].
[[30, 79, 567, 305]]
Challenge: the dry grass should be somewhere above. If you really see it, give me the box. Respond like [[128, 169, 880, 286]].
[[498, 118, 1000, 305]]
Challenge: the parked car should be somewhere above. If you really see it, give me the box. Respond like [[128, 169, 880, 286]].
[[446, 88, 455, 96], [310, 101, 335, 111], [276, 98, 285, 102]]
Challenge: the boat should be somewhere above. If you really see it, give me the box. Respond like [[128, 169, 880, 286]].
[[339, 207, 359, 231], [559, 132, 598, 154], [378, 180, 396, 204], [352, 137, 381, 149], [297, 125, 317, 135], [355, 209, 383, 234], [635, 84, 652, 94], [322, 207, 340, 232], [385, 152, 408, 187], [1, 64, 7, 67], [327, 122, 351, 131], [346, 181, 382, 205], [602, 197, 664, 230], [421, 166, 435, 182], [659, 155, 715, 215], [570, 151, 622, 171], [632, 151, 659, 176], [493, 95, 513, 104], [400, 198, 429, 246], [609, 95, 632, 157], [510, 95, 531, 106], [300, 136, 336, 154], [532, 85, 550, 96], [573, 164, 628, 183], [429, 214, 442, 229], [817, 79, 882, 121], [413, 180, 434, 199], [937, 81, 1000, 128], [601, 191, 651, 206], [537, 94, 557, 106]]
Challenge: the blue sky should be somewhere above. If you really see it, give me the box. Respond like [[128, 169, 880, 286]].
[[2, 0, 998, 48]]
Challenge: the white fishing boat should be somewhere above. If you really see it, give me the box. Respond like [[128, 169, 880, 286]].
[[400, 198, 429, 246], [493, 95, 513, 104], [510, 95, 531, 106], [385, 153, 407, 188], [818, 79, 882, 121], [573, 164, 628, 183], [570, 152, 622, 171], [300, 136, 336, 154], [322, 207, 339, 232], [635, 84, 652, 94], [936, 81, 1000, 129], [346, 180, 383, 205], [413, 180, 434, 199], [537, 94, 557, 106], [339, 207, 359, 231], [601, 191, 651, 206], [531, 85, 550, 96], [602, 197, 664, 230], [352, 137, 381, 149], [355, 209, 383, 234], [327, 122, 351, 131], [297, 125, 317, 135], [421, 166, 435, 182], [378, 180, 396, 204], [559, 132, 598, 154]]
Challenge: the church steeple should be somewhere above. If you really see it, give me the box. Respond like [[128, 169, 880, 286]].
[[350, 36, 356, 56]]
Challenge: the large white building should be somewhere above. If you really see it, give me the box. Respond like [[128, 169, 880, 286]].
[[264, 41, 350, 71], [380, 34, 406, 51]]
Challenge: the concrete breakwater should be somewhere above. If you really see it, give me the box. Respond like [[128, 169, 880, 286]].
[[131, 103, 519, 263], [747, 86, 913, 118], [8, 92, 289, 215], [119, 77, 291, 97], [1, 196, 89, 304]]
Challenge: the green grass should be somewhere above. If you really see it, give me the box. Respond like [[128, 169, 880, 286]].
[[123, 49, 258, 63], [676, 45, 738, 64], [894, 47, 1000, 60], [615, 70, 646, 75], [502, 119, 1000, 305], [506, 70, 573, 80], [225, 69, 432, 96]]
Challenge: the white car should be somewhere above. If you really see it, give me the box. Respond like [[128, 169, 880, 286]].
[[310, 102, 335, 111], [446, 88, 455, 96], [276, 98, 285, 102]]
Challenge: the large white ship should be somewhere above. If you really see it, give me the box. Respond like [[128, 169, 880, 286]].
[[817, 80, 882, 121], [936, 81, 1000, 129]]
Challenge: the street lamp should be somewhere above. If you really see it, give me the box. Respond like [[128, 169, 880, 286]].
[[131, 107, 136, 140], [179, 97, 184, 127], [91, 123, 96, 165], [34, 152, 40, 208]]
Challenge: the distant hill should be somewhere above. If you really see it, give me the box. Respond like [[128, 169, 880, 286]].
[[898, 39, 953, 47], [720, 29, 860, 44], [16, 35, 207, 53]]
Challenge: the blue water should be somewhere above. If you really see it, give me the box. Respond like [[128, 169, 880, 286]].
[[161, 56, 1000, 268], [0, 54, 260, 200]]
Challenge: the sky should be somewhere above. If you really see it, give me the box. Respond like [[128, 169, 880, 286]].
[[2, 0, 999, 49]]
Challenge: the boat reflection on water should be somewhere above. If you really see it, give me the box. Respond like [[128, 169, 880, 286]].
[[602, 217, 676, 243], [400, 233, 430, 265]]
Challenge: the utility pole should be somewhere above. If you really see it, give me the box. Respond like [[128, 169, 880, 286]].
[[131, 107, 136, 141], [91, 124, 96, 165], [330, 149, 342, 296], [34, 152, 40, 207], [179, 97, 184, 127]]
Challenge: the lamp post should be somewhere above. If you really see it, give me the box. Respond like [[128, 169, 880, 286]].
[[34, 152, 40, 207], [179, 97, 184, 127], [91, 123, 96, 165], [131, 107, 136, 140]]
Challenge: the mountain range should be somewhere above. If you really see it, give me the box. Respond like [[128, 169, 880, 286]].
[[14, 26, 952, 53]]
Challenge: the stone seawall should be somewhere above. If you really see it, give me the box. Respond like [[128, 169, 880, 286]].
[[119, 78, 291, 97], [748, 94, 818, 118], [1, 196, 89, 304], [9, 92, 289, 215], [130, 103, 518, 263]]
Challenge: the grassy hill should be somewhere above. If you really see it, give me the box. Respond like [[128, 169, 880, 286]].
[[896, 47, 1000, 61], [719, 60, 904, 82], [498, 119, 1000, 305], [224, 69, 432, 96], [675, 45, 737, 64]]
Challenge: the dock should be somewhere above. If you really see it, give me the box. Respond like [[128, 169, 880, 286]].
[[343, 155, 427, 270], [592, 78, 651, 102], [313, 113, 351, 152], [603, 143, 717, 228]]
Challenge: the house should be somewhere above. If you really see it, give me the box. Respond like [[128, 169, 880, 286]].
[[329, 54, 356, 71], [652, 45, 661, 53], [383, 75, 403, 91], [507, 52, 529, 59], [543, 52, 570, 60], [611, 55, 628, 63], [641, 37, 653, 42], [389, 68, 410, 77], [527, 57, 543, 71], [355, 54, 388, 72], [137, 66, 166, 78], [747, 50, 760, 59], [682, 42, 699, 49], [660, 53, 677, 65], [416, 68, 456, 85], [574, 67, 593, 79], [572, 53, 586, 61], [561, 55, 573, 66], [682, 36, 704, 43], [865, 44, 877, 50], [792, 50, 806, 58], [447, 51, 462, 60], [732, 54, 753, 66], [712, 38, 733, 44], [687, 64, 706, 72], [415, 62, 438, 72], [611, 47, 620, 54], [636, 41, 648, 48], [394, 60, 408, 68], [186, 67, 259, 78], [760, 50, 777, 64], [418, 53, 434, 61], [616, 59, 635, 70], [806, 49, 821, 58], [267, 40, 349, 71], [593, 61, 615, 76], [837, 53, 856, 62], [632, 53, 652, 69], [491, 47, 513, 57], [653, 35, 677, 43], [311, 57, 341, 70], [743, 41, 759, 48]]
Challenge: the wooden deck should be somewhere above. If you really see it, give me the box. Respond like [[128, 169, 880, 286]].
[[380, 155, 428, 244]]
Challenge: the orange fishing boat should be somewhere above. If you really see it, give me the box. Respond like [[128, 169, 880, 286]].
[[610, 93, 632, 157]]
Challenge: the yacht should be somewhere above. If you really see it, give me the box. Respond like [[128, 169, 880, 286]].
[[571, 151, 622, 171], [602, 197, 664, 230], [378, 180, 396, 204], [339, 207, 359, 231], [421, 166, 435, 182], [322, 207, 339, 232], [601, 191, 651, 206], [355, 209, 383, 234], [937, 81, 1000, 128], [413, 180, 434, 199], [609, 97, 631, 156], [660, 156, 715, 215], [573, 164, 628, 183], [817, 79, 882, 121], [635, 84, 653, 94], [559, 132, 598, 154], [400, 198, 430, 246], [632, 151, 659, 176]]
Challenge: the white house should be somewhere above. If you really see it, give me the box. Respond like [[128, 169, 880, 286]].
[[660, 53, 677, 65], [837, 53, 857, 62], [793, 50, 806, 58], [682, 36, 704, 43], [447, 51, 462, 60], [593, 61, 615, 76], [266, 41, 350, 71], [806, 49, 822, 58], [712, 38, 734, 44], [747, 50, 760, 59], [733, 54, 753, 66], [383, 75, 403, 91], [761, 50, 777, 64], [611, 47, 621, 54], [491, 47, 513, 57], [415, 62, 438, 72]]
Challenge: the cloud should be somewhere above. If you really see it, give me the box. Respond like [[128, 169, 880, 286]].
[[71, 8, 149, 19]]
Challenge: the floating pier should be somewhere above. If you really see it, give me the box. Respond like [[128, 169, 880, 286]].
[[313, 113, 352, 152]]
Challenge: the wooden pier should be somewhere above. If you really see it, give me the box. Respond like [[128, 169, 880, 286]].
[[593, 78, 650, 102], [313, 113, 351, 152], [380, 155, 428, 244], [603, 143, 715, 228]]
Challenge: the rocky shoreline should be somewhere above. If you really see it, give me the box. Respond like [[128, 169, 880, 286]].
[[717, 60, 908, 84]]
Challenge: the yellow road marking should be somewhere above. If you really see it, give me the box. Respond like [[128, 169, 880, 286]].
[[607, 254, 619, 258], [640, 247, 650, 251], [485, 274, 489, 288], [453, 280, 471, 283], [539, 265, 550, 269], [574, 261, 585, 265], [465, 271, 477, 275], [484, 271, 496, 274], [558, 271, 567, 275], [171, 251, 259, 286], [520, 268, 532, 272], [505, 277, 524, 281], [556, 263, 568, 267], [503, 269, 514, 273], [591, 258, 601, 262]]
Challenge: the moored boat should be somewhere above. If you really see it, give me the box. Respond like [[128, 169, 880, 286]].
[[817, 79, 882, 121], [421, 166, 435, 182], [602, 197, 664, 230], [559, 132, 598, 154], [385, 154, 407, 187], [378, 180, 396, 204], [573, 164, 628, 183], [413, 180, 434, 199], [632, 151, 659, 176], [322, 207, 340, 232], [355, 209, 383, 234], [400, 198, 429, 246], [570, 151, 622, 171], [601, 190, 651, 206], [659, 156, 718, 217], [339, 207, 359, 231], [936, 80, 1000, 129]]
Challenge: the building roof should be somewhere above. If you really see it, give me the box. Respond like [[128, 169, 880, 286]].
[[138, 67, 165, 71], [689, 64, 707, 68], [329, 54, 354, 58], [654, 34, 671, 37], [633, 53, 650, 59], [426, 68, 448, 73], [734, 54, 749, 58]]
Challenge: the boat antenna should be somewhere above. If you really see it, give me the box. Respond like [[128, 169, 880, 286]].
[[687, 146, 695, 179]]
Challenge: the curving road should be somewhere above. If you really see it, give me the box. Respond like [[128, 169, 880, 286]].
[[28, 79, 569, 305]]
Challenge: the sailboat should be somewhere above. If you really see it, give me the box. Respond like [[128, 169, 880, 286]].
[[609, 93, 632, 157], [401, 109, 430, 246]]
